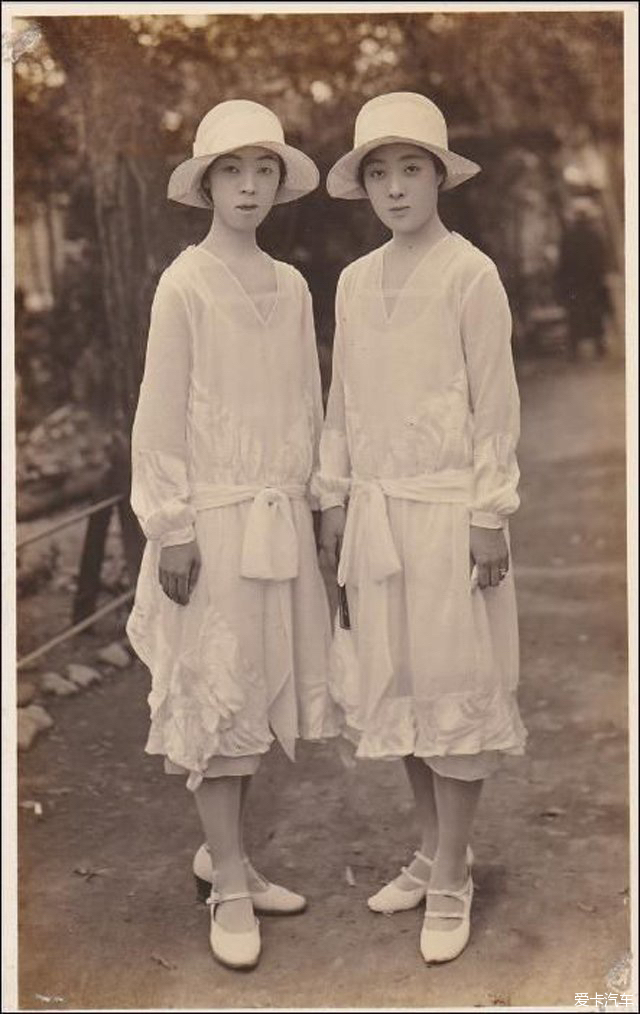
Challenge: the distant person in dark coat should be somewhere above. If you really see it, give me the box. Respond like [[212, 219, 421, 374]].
[[557, 199, 610, 358]]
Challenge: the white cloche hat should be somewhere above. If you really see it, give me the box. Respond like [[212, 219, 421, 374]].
[[327, 92, 481, 199], [168, 99, 319, 208]]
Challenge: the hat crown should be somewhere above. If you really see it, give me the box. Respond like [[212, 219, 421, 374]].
[[193, 100, 285, 158], [354, 92, 448, 152]]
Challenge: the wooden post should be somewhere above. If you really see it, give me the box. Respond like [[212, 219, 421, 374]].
[[111, 437, 144, 585], [72, 501, 114, 623]]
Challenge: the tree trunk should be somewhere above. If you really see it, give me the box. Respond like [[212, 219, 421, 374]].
[[42, 16, 162, 577]]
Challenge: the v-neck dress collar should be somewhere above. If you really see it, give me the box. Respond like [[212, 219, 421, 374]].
[[192, 244, 280, 327], [378, 232, 455, 323]]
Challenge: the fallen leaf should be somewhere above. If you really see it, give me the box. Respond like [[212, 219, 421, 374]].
[[345, 865, 356, 887], [73, 866, 110, 881], [577, 902, 596, 913], [150, 953, 176, 971]]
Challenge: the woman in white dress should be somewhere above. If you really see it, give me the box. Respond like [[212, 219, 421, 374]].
[[127, 100, 338, 970], [317, 92, 526, 964]]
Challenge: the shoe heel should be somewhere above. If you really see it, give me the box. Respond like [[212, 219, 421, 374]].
[[195, 874, 211, 903]]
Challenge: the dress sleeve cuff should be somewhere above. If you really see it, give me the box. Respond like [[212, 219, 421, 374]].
[[158, 525, 196, 549], [470, 511, 504, 530]]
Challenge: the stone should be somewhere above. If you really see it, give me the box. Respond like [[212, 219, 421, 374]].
[[40, 672, 79, 697], [22, 704, 54, 731], [17, 711, 39, 751], [16, 681, 36, 707], [67, 663, 102, 688], [96, 642, 131, 670], [17, 705, 54, 750]]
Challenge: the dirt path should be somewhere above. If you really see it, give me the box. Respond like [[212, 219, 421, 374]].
[[15, 357, 631, 1010]]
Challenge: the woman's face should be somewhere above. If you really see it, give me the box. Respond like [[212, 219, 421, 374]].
[[362, 143, 442, 236], [204, 146, 282, 231]]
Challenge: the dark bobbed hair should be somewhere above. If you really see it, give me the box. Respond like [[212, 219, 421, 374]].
[[200, 151, 287, 204]]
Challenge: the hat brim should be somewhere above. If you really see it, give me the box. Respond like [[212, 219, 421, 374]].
[[326, 136, 481, 199], [168, 141, 319, 208]]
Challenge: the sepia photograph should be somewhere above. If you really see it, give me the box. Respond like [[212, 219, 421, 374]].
[[3, 2, 637, 1010]]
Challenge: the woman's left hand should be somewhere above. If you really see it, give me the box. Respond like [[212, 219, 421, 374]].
[[470, 526, 509, 589]]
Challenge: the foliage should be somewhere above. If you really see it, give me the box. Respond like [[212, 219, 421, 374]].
[[13, 10, 625, 431]]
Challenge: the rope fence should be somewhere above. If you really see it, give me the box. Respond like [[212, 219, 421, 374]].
[[17, 492, 135, 670]]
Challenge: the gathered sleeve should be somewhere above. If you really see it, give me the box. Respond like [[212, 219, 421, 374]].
[[130, 273, 196, 548], [461, 265, 520, 529], [311, 272, 352, 510]]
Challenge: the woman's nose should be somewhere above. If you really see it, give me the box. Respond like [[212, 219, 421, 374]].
[[240, 172, 256, 193], [388, 173, 404, 198]]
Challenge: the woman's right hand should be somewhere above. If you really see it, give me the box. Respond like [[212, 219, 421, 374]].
[[158, 539, 201, 605], [320, 506, 346, 573]]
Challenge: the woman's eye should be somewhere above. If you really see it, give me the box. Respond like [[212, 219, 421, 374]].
[[405, 164, 421, 174], [258, 165, 275, 175], [367, 168, 384, 179], [221, 164, 239, 173]]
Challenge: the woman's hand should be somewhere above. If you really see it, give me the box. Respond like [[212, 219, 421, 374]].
[[159, 539, 201, 605], [470, 526, 509, 589], [320, 506, 346, 573]]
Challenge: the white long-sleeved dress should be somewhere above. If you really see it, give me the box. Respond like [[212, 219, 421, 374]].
[[314, 232, 527, 771], [126, 245, 338, 790]]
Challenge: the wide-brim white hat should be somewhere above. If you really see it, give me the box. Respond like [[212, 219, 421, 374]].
[[168, 99, 319, 208], [327, 92, 481, 199]]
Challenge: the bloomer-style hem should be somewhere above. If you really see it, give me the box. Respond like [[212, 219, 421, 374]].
[[164, 753, 262, 780], [423, 751, 502, 781], [338, 720, 524, 764]]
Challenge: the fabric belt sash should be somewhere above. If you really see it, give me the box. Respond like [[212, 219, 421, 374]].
[[192, 482, 307, 581], [337, 470, 473, 588]]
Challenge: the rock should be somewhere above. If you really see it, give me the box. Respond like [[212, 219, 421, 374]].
[[67, 663, 102, 688], [22, 704, 54, 731], [48, 404, 73, 425], [17, 681, 37, 707], [17, 705, 54, 750], [17, 711, 40, 751], [96, 642, 131, 669], [40, 672, 79, 697]]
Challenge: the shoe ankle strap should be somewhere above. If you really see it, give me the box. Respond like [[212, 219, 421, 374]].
[[414, 850, 434, 866], [427, 876, 472, 902], [400, 865, 429, 887], [398, 849, 434, 887], [207, 890, 252, 906]]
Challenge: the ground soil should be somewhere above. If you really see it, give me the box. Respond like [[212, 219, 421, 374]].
[[13, 355, 632, 1010]]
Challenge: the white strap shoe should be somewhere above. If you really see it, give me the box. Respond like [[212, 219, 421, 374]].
[[367, 850, 433, 913], [207, 890, 261, 970], [420, 874, 474, 964], [367, 846, 474, 914], [194, 845, 307, 915]]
